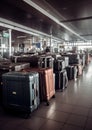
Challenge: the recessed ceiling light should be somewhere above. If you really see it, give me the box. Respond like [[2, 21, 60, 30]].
[[17, 36, 27, 38]]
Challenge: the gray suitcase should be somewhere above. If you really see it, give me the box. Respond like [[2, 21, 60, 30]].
[[2, 71, 40, 116]]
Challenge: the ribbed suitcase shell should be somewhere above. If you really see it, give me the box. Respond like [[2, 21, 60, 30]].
[[66, 66, 73, 80], [22, 68, 55, 105], [0, 62, 30, 104], [66, 66, 77, 80], [55, 70, 68, 91], [2, 71, 39, 114]]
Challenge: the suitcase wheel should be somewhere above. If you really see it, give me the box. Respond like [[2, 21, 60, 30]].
[[61, 89, 64, 92], [24, 112, 30, 119], [46, 101, 50, 106], [52, 94, 55, 98]]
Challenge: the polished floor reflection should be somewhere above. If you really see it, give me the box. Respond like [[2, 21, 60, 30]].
[[0, 61, 92, 130]]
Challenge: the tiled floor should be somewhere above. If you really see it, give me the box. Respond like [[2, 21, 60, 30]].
[[0, 61, 92, 130]]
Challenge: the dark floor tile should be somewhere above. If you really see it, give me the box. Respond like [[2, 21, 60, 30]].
[[76, 101, 92, 108], [56, 103, 74, 113], [84, 129, 92, 130], [46, 102, 74, 113], [32, 107, 55, 118], [71, 106, 89, 116], [39, 119, 64, 130], [85, 118, 92, 130], [66, 114, 87, 127], [0, 60, 92, 130], [48, 111, 69, 123], [62, 124, 83, 130], [13, 127, 30, 130], [0, 118, 25, 130], [61, 98, 78, 105], [22, 116, 47, 130], [88, 109, 92, 117]]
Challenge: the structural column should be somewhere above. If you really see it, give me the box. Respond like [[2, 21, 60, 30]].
[[8, 29, 12, 56]]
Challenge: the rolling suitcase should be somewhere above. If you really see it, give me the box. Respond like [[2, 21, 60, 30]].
[[44, 68, 55, 104], [66, 66, 77, 80], [2, 71, 40, 116], [55, 70, 68, 91], [0, 78, 3, 105], [66, 66, 74, 80], [0, 62, 30, 105]]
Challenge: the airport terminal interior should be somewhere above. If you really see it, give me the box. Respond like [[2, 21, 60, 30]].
[[0, 0, 92, 130]]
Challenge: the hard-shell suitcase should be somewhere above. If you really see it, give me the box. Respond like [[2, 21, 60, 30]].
[[14, 63, 30, 71], [66, 66, 77, 80], [0, 65, 12, 105], [0, 78, 2, 105], [44, 68, 55, 104], [66, 66, 73, 80], [2, 71, 40, 116], [0, 62, 30, 103], [55, 70, 68, 91], [54, 59, 65, 71], [22, 68, 55, 105]]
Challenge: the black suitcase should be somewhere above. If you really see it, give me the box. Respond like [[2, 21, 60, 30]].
[[2, 71, 40, 116], [0, 67, 12, 105], [0, 62, 30, 105], [54, 59, 65, 71], [66, 66, 73, 80], [55, 70, 68, 91], [0, 78, 3, 105], [66, 66, 77, 80]]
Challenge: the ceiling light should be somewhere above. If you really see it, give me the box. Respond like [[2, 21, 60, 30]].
[[17, 36, 27, 38]]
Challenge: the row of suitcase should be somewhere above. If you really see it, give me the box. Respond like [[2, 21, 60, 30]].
[[0, 65, 81, 117], [62, 54, 80, 65], [11, 55, 54, 68], [0, 65, 79, 105], [1, 68, 55, 117], [54, 65, 78, 91], [11, 54, 69, 72]]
